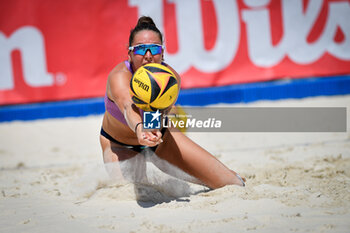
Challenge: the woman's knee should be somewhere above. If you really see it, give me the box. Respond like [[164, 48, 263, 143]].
[[103, 147, 119, 163]]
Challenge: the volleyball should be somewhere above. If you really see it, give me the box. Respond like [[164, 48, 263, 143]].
[[130, 63, 179, 111]]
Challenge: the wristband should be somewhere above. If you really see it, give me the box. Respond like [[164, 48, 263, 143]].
[[134, 122, 143, 132]]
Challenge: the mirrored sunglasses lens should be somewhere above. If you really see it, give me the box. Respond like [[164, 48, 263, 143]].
[[149, 45, 162, 55], [133, 45, 162, 55], [134, 45, 147, 55]]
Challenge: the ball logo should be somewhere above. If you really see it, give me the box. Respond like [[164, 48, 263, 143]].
[[133, 77, 150, 92]]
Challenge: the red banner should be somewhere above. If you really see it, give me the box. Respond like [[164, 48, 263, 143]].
[[1, 0, 350, 105]]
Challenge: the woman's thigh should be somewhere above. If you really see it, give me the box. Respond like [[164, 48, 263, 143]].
[[100, 135, 149, 182], [100, 135, 138, 163], [155, 128, 237, 189]]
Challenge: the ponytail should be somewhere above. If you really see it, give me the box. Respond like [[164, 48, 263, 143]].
[[129, 16, 163, 46]]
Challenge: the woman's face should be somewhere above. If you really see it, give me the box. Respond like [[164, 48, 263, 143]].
[[129, 30, 163, 71]]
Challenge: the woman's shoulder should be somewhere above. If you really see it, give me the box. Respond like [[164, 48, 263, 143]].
[[106, 61, 132, 98], [109, 61, 132, 80]]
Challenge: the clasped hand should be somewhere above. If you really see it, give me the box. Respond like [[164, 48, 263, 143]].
[[136, 127, 163, 147]]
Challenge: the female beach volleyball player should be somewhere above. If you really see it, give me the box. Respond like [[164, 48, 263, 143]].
[[99, 16, 245, 189]]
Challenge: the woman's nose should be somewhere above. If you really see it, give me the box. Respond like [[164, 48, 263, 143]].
[[144, 49, 153, 61], [145, 49, 152, 57]]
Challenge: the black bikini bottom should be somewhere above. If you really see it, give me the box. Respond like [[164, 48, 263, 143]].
[[100, 127, 167, 153]]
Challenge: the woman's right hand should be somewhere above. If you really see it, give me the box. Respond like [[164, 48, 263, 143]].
[[135, 125, 163, 147]]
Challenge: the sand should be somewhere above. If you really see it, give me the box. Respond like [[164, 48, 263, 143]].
[[0, 95, 349, 233]]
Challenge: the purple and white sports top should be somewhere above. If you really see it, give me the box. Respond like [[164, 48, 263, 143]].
[[104, 61, 134, 125]]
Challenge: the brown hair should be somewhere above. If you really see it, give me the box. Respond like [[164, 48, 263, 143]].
[[129, 16, 163, 46]]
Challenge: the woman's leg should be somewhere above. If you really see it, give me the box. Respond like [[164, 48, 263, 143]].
[[100, 135, 199, 190], [100, 135, 147, 183], [146, 149, 206, 186], [155, 128, 245, 189]]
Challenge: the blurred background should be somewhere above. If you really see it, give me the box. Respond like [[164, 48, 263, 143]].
[[1, 0, 350, 121]]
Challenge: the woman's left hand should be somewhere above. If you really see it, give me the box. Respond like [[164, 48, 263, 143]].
[[136, 127, 163, 147]]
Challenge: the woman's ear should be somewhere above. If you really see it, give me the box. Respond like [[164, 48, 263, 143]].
[[128, 53, 132, 62]]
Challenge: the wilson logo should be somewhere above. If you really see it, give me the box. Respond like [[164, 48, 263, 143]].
[[130, 0, 350, 73], [133, 77, 150, 92]]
